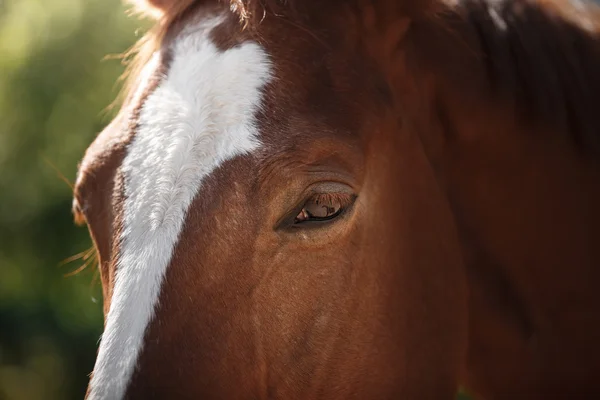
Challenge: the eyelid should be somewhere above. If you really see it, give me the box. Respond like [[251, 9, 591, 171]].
[[274, 181, 356, 231]]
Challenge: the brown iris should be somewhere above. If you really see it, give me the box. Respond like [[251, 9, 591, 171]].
[[294, 193, 349, 224]]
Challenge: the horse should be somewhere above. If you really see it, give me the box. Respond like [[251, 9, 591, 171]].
[[72, 0, 600, 398]]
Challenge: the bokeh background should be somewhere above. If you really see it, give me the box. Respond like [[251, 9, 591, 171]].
[[0, 0, 148, 398]]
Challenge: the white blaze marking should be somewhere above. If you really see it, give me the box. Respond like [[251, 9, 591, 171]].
[[87, 16, 272, 400]]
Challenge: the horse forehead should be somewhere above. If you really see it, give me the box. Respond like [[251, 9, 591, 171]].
[[122, 16, 272, 236], [86, 15, 274, 400]]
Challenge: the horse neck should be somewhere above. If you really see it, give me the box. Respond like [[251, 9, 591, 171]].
[[397, 6, 600, 397]]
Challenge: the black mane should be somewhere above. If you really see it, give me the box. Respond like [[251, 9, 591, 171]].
[[461, 0, 600, 151]]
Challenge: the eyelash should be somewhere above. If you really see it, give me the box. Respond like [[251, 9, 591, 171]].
[[292, 192, 355, 226], [309, 193, 352, 207]]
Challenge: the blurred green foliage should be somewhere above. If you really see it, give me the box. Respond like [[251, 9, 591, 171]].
[[0, 0, 146, 398]]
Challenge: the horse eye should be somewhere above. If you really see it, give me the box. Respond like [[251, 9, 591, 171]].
[[294, 194, 345, 224]]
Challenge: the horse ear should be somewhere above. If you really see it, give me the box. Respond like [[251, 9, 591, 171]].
[[126, 0, 193, 19]]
